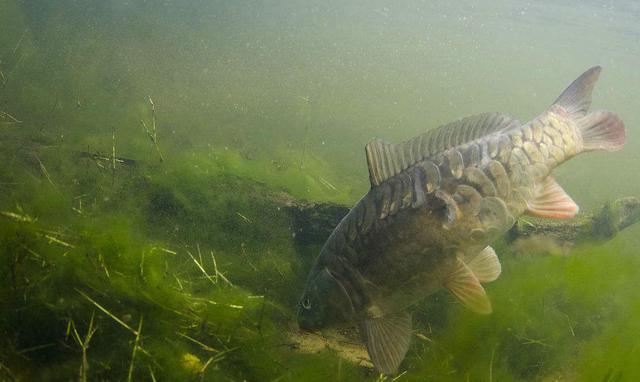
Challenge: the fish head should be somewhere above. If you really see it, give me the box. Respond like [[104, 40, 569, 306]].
[[297, 267, 356, 331]]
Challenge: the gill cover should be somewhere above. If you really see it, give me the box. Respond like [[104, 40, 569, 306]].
[[297, 267, 356, 330]]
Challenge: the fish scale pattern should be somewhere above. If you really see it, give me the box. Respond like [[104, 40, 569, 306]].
[[335, 107, 580, 260]]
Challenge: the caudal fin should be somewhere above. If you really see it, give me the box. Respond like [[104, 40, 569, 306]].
[[552, 66, 626, 152], [578, 110, 625, 151]]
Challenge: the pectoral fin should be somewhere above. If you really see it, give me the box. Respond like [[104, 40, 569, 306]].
[[443, 258, 492, 314], [464, 246, 501, 283], [525, 176, 579, 219], [361, 311, 412, 376]]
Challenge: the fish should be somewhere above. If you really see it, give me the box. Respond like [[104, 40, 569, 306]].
[[296, 67, 625, 375]]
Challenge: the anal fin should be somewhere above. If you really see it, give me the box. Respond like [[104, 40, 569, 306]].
[[443, 258, 492, 314], [361, 311, 412, 376], [525, 176, 579, 219]]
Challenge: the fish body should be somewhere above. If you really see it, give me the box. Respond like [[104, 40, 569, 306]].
[[297, 67, 625, 375]]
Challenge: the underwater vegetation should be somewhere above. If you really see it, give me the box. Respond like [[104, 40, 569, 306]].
[[1, 1, 639, 381]]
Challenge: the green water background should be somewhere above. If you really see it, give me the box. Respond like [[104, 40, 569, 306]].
[[0, 1, 639, 381]]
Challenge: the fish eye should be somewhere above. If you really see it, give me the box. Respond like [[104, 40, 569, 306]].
[[301, 297, 311, 310]]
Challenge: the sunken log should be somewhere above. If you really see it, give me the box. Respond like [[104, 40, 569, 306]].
[[508, 196, 640, 244], [280, 195, 640, 248]]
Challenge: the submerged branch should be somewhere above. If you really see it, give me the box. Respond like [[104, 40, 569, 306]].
[[508, 196, 640, 244], [278, 194, 640, 248]]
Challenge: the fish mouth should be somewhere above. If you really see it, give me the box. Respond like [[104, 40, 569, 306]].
[[297, 323, 319, 332], [296, 300, 320, 331], [296, 313, 322, 332]]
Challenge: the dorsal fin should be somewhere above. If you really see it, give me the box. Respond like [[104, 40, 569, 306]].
[[552, 66, 601, 118], [366, 112, 520, 187]]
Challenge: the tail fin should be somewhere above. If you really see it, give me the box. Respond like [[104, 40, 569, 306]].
[[577, 110, 625, 151], [552, 66, 601, 119], [553, 66, 626, 152]]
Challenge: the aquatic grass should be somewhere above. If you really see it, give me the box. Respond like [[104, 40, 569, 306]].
[[140, 96, 164, 162], [0, 212, 292, 380], [575, 300, 640, 382], [171, 144, 356, 205], [400, 229, 640, 381], [0, 127, 332, 380]]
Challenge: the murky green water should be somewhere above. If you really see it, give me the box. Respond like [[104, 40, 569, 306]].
[[0, 1, 638, 381]]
